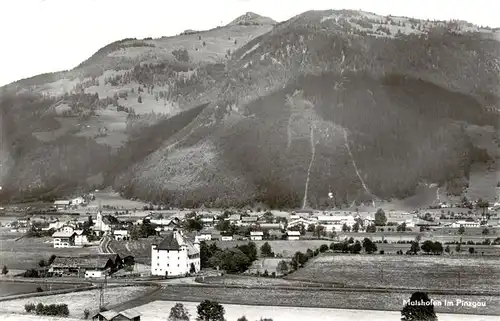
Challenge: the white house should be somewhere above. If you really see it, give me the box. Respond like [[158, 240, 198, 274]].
[[200, 217, 215, 227], [43, 221, 65, 231], [59, 225, 75, 233], [288, 218, 316, 230], [71, 197, 85, 206], [451, 220, 480, 228], [74, 230, 89, 246], [151, 230, 200, 277], [316, 215, 356, 231], [52, 231, 76, 248], [286, 230, 301, 241], [195, 230, 212, 242], [113, 230, 129, 241], [250, 231, 264, 241], [220, 235, 233, 241]]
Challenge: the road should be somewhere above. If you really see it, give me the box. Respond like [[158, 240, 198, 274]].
[[98, 236, 113, 254]]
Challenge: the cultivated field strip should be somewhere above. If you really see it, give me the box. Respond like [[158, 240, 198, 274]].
[[153, 286, 500, 316], [287, 254, 500, 292]]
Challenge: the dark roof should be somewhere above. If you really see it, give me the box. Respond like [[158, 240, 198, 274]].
[[156, 232, 180, 250], [51, 254, 118, 269]]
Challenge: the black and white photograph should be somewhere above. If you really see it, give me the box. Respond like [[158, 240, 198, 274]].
[[0, 0, 499, 320]]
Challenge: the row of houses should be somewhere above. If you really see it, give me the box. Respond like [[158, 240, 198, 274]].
[[53, 196, 86, 210]]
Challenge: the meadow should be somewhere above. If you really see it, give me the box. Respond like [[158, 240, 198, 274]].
[[132, 300, 499, 321], [0, 282, 75, 297], [212, 238, 500, 257], [0, 232, 99, 270], [153, 286, 500, 316], [0, 286, 151, 318], [213, 240, 328, 257], [286, 254, 500, 292], [200, 274, 320, 287]]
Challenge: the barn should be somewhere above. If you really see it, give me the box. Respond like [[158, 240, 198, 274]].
[[92, 309, 141, 321]]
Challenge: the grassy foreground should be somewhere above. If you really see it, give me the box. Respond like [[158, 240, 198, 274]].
[[286, 254, 500, 292], [153, 286, 499, 316]]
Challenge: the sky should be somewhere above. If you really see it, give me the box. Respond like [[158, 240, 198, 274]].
[[0, 0, 498, 86]]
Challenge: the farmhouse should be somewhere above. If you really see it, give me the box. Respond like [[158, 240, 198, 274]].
[[451, 220, 481, 228], [52, 231, 76, 248], [54, 200, 72, 210], [74, 230, 90, 246], [228, 214, 241, 224], [149, 216, 179, 229], [258, 223, 284, 230], [288, 218, 316, 229], [287, 230, 301, 240], [220, 234, 234, 241], [241, 216, 259, 226], [58, 225, 75, 233], [50, 254, 122, 277], [200, 216, 215, 227], [92, 309, 141, 321], [250, 231, 264, 241], [316, 215, 356, 231], [195, 230, 212, 242], [113, 229, 129, 241], [151, 230, 201, 277]]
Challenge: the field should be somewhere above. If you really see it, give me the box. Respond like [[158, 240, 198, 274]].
[[0, 232, 99, 270], [87, 191, 148, 210], [0, 282, 76, 297], [0, 285, 151, 317], [200, 274, 320, 287], [129, 300, 499, 321], [211, 239, 500, 257], [286, 254, 500, 292], [150, 287, 500, 316], [213, 240, 328, 257], [246, 258, 288, 275]]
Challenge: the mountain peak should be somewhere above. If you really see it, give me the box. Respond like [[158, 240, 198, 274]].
[[228, 12, 277, 26]]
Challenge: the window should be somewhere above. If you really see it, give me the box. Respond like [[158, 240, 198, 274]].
[[167, 264, 169, 267], [177, 264, 179, 267]]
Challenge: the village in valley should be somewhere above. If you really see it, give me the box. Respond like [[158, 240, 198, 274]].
[[0, 189, 499, 320]]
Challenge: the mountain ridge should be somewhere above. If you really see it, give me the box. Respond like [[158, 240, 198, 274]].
[[0, 10, 499, 208]]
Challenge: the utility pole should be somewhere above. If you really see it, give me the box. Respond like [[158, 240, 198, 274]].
[[99, 275, 107, 311]]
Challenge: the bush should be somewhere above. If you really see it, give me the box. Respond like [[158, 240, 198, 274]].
[[25, 303, 36, 313], [36, 287, 44, 292], [84, 308, 90, 319], [33, 303, 70, 316], [1, 265, 8, 275]]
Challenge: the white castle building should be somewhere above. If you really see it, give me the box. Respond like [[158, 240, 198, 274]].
[[151, 230, 201, 277]]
